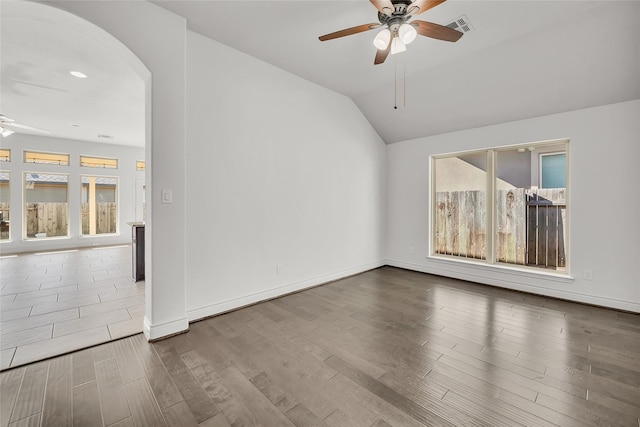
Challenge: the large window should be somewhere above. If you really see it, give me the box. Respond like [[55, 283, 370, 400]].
[[24, 173, 69, 239], [0, 172, 9, 241], [81, 176, 118, 235], [432, 140, 569, 273]]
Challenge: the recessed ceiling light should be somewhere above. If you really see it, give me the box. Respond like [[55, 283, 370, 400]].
[[70, 71, 87, 78]]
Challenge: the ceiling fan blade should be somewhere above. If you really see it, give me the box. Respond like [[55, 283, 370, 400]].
[[370, 0, 395, 17], [6, 122, 51, 134], [412, 20, 463, 42], [374, 39, 392, 65], [406, 0, 446, 16], [319, 22, 380, 41]]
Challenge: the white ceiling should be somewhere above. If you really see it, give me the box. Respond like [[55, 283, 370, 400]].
[[2, 0, 639, 146], [1, 1, 145, 147]]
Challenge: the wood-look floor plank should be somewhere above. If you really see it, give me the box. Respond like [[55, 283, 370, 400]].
[[71, 348, 95, 387], [197, 413, 232, 427], [72, 381, 102, 427], [162, 401, 199, 427], [41, 355, 72, 427], [217, 365, 296, 426], [179, 350, 257, 426], [1, 367, 25, 427], [324, 356, 454, 427], [285, 403, 328, 427], [9, 362, 48, 424], [112, 337, 145, 385], [124, 378, 166, 427], [8, 414, 40, 427], [95, 357, 131, 426], [130, 333, 183, 410], [154, 344, 220, 423], [248, 371, 299, 413], [108, 418, 135, 427], [228, 335, 337, 420]]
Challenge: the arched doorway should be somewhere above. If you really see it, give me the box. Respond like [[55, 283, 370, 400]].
[[0, 0, 153, 369]]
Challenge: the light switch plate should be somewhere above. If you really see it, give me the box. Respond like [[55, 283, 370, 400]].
[[161, 189, 173, 204]]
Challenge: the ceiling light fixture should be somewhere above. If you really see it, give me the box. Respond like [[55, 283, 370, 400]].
[[390, 37, 407, 55], [70, 71, 87, 78], [398, 23, 417, 45], [373, 29, 391, 50], [0, 126, 14, 138]]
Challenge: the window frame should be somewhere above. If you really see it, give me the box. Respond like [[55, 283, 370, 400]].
[[429, 138, 570, 278]]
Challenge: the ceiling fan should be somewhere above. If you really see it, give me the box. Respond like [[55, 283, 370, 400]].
[[319, 0, 463, 65], [0, 114, 50, 137]]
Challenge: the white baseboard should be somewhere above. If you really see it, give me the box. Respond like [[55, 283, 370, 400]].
[[143, 315, 189, 341], [187, 260, 386, 322], [386, 259, 640, 313]]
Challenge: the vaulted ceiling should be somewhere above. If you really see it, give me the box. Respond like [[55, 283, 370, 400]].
[[2, 1, 639, 146]]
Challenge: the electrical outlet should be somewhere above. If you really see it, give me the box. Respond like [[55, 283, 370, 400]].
[[277, 264, 284, 275], [583, 269, 593, 280], [409, 246, 415, 254]]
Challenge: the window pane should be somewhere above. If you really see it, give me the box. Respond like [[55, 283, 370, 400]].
[[0, 172, 9, 240], [24, 173, 69, 238], [496, 147, 566, 271], [541, 153, 566, 188], [80, 156, 118, 169], [136, 161, 145, 171], [81, 176, 117, 235], [433, 153, 487, 259], [0, 149, 10, 162], [24, 151, 69, 166]]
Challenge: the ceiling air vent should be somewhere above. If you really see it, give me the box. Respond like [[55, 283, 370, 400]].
[[98, 134, 114, 140], [446, 15, 473, 33]]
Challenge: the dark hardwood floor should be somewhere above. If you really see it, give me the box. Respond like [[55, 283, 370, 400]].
[[2, 266, 639, 426]]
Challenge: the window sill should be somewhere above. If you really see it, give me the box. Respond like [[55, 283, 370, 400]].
[[24, 236, 71, 242], [426, 254, 574, 284]]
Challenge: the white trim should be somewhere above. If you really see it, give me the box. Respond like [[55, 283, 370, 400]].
[[386, 259, 640, 314], [187, 260, 386, 322], [143, 315, 189, 341]]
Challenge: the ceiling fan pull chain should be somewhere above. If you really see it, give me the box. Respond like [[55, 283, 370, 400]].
[[394, 49, 398, 110]]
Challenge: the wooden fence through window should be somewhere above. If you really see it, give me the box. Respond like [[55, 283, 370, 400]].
[[19, 202, 117, 238], [26, 203, 68, 238], [435, 188, 566, 270], [81, 203, 117, 235]]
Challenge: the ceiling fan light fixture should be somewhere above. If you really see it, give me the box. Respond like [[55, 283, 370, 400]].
[[69, 70, 87, 79], [390, 37, 407, 55], [398, 23, 417, 44], [1, 127, 15, 137], [373, 28, 391, 50]]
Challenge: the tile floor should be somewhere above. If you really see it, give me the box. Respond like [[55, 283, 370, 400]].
[[0, 245, 145, 371]]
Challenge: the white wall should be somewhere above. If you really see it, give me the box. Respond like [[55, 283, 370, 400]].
[[0, 133, 144, 253], [386, 99, 640, 313], [185, 31, 387, 320]]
